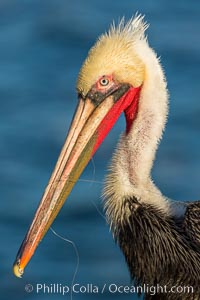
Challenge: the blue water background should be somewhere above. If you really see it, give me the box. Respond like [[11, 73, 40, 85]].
[[0, 1, 200, 299]]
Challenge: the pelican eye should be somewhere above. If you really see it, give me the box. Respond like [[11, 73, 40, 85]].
[[100, 77, 110, 86]]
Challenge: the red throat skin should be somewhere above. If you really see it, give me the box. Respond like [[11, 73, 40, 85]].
[[92, 86, 141, 156], [124, 86, 141, 134]]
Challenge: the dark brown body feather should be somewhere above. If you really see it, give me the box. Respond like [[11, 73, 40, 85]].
[[114, 198, 200, 299]]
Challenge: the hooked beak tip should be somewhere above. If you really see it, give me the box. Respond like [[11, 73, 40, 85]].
[[13, 260, 24, 278]]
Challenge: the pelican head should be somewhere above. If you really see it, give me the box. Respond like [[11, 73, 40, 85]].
[[13, 16, 148, 277]]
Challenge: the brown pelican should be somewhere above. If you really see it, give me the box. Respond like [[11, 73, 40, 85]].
[[13, 16, 200, 299]]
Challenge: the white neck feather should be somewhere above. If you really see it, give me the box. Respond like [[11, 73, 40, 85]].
[[103, 40, 171, 221]]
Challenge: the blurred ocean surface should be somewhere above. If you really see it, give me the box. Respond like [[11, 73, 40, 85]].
[[0, 1, 200, 299]]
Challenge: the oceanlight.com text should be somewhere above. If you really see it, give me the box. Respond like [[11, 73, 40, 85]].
[[25, 283, 194, 296]]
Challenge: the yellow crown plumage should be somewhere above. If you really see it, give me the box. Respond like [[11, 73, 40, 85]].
[[77, 15, 148, 97]]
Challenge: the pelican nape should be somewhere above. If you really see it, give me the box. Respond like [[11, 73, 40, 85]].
[[13, 16, 200, 299]]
